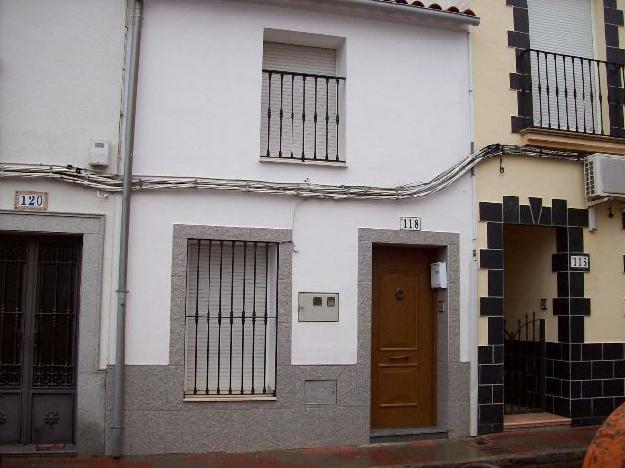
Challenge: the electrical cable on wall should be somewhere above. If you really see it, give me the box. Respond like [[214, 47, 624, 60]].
[[0, 144, 585, 201]]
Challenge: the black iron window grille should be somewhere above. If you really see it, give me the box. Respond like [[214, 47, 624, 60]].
[[260, 70, 346, 162], [184, 240, 279, 397], [521, 49, 625, 137]]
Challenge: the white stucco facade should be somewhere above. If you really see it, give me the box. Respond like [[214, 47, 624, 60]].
[[127, 0, 476, 366], [0, 0, 127, 370], [1, 0, 479, 453]]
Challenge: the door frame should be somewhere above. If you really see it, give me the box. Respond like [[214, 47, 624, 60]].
[[0, 211, 105, 454], [358, 229, 469, 438]]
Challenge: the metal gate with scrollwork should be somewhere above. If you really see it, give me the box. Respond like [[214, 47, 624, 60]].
[[504, 313, 546, 415], [0, 235, 81, 445]]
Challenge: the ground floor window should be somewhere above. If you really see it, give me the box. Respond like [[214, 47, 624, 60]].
[[184, 240, 278, 397]]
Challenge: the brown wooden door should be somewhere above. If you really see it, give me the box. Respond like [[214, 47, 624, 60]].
[[371, 246, 436, 429]]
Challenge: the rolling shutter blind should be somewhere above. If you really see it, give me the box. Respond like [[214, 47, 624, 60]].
[[260, 43, 339, 159], [527, 0, 599, 132], [185, 240, 278, 396], [527, 0, 594, 58], [262, 42, 336, 76]]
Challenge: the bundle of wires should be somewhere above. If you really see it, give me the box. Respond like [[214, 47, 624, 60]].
[[0, 144, 584, 201]]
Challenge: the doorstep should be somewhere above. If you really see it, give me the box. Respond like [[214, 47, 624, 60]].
[[370, 426, 449, 443], [504, 412, 571, 431]]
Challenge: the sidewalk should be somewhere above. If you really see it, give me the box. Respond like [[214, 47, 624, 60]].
[[1, 426, 597, 468]]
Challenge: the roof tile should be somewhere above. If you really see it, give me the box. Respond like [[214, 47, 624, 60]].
[[379, 0, 476, 17]]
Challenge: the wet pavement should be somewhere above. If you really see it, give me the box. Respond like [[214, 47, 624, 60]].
[[1, 426, 597, 467]]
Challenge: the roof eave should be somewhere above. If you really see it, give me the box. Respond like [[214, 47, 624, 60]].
[[231, 0, 481, 29]]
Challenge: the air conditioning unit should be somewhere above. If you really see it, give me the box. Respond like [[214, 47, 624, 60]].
[[584, 154, 625, 200]]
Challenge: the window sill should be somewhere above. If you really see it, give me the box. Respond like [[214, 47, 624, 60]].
[[183, 394, 277, 402], [259, 156, 347, 168]]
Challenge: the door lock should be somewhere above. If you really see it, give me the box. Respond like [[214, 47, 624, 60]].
[[394, 288, 405, 301]]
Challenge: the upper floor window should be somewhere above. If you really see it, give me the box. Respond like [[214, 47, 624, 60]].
[[260, 41, 346, 163], [524, 0, 617, 136]]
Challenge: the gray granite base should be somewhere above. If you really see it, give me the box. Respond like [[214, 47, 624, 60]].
[[105, 364, 366, 455], [102, 225, 470, 455]]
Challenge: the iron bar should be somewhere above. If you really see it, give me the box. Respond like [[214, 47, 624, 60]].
[[266, 72, 272, 157], [279, 74, 284, 158], [597, 61, 604, 135], [217, 240, 223, 394], [263, 243, 269, 394], [537, 52, 543, 128], [544, 52, 552, 128], [205, 240, 211, 394], [554, 54, 561, 130], [274, 245, 279, 396], [325, 77, 329, 161], [314, 77, 318, 160], [241, 241, 246, 394], [229, 241, 234, 394], [572, 58, 579, 132], [251, 242, 257, 394], [336, 78, 340, 161], [290, 75, 294, 159], [193, 241, 200, 394], [302, 76, 306, 161], [563, 56, 570, 131]]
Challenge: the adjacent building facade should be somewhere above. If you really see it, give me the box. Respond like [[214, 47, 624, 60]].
[[469, 0, 625, 434], [1, 0, 625, 457]]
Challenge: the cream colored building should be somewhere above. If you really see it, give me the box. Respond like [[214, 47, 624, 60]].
[[469, 0, 625, 433]]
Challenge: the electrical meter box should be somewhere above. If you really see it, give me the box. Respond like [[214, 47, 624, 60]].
[[89, 140, 111, 167], [430, 262, 448, 289], [298, 292, 339, 322]]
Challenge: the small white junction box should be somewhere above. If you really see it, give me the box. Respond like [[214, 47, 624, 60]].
[[89, 139, 111, 167], [430, 262, 448, 289], [298, 292, 339, 322]]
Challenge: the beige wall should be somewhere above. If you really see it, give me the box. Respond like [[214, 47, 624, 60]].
[[468, 0, 522, 149], [503, 225, 557, 343], [585, 201, 625, 342], [471, 0, 625, 345]]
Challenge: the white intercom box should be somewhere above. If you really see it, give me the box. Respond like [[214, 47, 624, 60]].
[[298, 292, 339, 322], [430, 262, 448, 289]]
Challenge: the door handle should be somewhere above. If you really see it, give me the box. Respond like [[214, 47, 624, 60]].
[[389, 355, 410, 360]]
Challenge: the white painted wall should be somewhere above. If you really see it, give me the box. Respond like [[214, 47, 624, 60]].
[[133, 0, 472, 187], [0, 0, 126, 168], [0, 0, 127, 369], [126, 0, 475, 366]]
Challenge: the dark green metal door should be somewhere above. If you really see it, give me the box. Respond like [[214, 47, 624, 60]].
[[0, 235, 81, 445]]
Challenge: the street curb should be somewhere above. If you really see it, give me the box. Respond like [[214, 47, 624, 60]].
[[389, 447, 587, 467]]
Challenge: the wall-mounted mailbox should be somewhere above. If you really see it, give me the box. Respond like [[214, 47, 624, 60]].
[[430, 262, 448, 289], [298, 292, 339, 322]]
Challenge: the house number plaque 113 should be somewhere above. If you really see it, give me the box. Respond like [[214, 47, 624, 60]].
[[15, 191, 49, 212]]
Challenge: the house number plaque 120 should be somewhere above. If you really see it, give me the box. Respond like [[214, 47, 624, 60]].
[[15, 191, 48, 212], [400, 217, 422, 231]]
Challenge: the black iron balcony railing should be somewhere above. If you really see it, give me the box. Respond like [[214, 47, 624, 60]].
[[517, 49, 625, 138], [260, 69, 346, 162]]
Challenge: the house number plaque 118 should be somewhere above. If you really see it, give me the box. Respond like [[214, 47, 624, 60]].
[[400, 217, 422, 231], [15, 191, 49, 212]]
